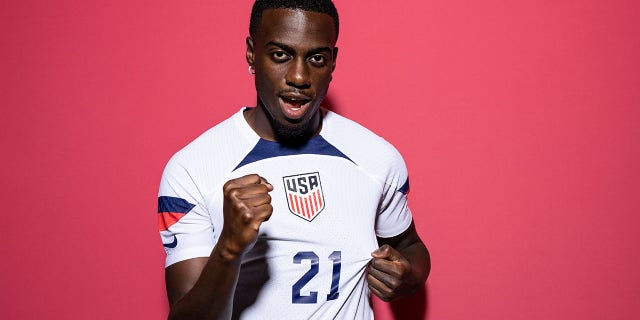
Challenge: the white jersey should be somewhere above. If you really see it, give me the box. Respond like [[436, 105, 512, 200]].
[[158, 108, 413, 320]]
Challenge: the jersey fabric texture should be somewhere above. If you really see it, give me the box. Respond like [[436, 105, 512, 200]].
[[158, 108, 413, 320]]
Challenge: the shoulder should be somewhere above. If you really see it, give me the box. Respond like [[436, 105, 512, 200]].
[[322, 111, 406, 169], [173, 111, 240, 159], [170, 109, 255, 166], [161, 109, 259, 190]]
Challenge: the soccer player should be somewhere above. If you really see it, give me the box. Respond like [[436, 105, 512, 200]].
[[158, 1, 430, 319]]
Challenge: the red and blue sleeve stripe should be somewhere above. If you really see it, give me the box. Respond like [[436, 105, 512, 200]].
[[158, 196, 195, 231]]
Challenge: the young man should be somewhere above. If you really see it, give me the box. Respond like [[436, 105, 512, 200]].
[[158, 1, 430, 319]]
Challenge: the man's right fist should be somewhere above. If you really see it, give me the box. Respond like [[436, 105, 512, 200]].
[[219, 174, 273, 260]]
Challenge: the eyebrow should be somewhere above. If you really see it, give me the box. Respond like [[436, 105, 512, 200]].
[[266, 41, 333, 56]]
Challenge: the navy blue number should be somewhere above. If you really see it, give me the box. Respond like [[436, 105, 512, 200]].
[[327, 251, 341, 300], [292, 252, 319, 303], [292, 251, 342, 304]]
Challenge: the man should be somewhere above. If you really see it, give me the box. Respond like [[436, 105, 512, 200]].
[[158, 1, 430, 319]]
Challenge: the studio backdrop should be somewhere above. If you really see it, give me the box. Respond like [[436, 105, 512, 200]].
[[2, 1, 639, 319]]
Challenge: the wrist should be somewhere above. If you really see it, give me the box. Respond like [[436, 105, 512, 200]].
[[214, 237, 245, 263]]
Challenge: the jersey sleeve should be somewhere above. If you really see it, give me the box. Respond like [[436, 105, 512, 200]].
[[158, 155, 215, 267], [375, 148, 413, 238]]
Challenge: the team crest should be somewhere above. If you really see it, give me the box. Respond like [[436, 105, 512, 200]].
[[283, 172, 325, 221]]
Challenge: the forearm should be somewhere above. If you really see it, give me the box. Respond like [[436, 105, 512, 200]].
[[167, 174, 273, 319], [167, 245, 242, 320], [398, 240, 430, 295]]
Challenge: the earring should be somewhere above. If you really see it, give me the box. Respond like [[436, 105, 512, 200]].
[[248, 65, 255, 74]]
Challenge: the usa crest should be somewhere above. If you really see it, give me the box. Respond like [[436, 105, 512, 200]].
[[283, 172, 325, 221]]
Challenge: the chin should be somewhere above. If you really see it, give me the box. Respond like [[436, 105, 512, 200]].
[[272, 119, 314, 147]]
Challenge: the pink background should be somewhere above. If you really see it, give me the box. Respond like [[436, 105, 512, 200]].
[[2, 1, 639, 319]]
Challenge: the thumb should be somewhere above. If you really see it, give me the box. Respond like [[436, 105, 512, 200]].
[[371, 244, 398, 260], [259, 176, 274, 191]]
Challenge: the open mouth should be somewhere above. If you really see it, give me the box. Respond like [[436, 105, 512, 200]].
[[279, 94, 311, 120]]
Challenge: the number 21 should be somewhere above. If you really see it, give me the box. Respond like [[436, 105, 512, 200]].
[[292, 251, 341, 304]]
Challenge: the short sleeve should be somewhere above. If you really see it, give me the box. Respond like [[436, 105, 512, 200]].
[[375, 149, 413, 238], [158, 155, 215, 267]]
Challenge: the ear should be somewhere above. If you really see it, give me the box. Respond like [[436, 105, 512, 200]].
[[246, 37, 255, 66], [331, 46, 338, 72]]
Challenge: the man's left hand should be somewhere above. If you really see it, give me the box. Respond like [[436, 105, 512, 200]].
[[366, 244, 417, 301]]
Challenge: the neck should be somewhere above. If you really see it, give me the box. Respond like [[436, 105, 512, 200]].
[[243, 104, 324, 144]]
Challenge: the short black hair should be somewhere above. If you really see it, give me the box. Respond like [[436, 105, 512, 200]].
[[249, 0, 339, 40]]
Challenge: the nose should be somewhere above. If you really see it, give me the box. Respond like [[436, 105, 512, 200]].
[[285, 58, 311, 89]]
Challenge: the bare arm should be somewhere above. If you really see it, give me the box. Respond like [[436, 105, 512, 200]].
[[165, 174, 273, 320], [366, 221, 430, 301]]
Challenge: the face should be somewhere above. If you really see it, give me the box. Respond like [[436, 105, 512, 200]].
[[246, 8, 338, 145]]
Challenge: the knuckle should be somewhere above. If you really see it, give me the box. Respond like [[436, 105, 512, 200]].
[[388, 278, 401, 289], [227, 188, 241, 199], [241, 211, 254, 223], [398, 263, 411, 275], [245, 173, 260, 184], [223, 179, 237, 191], [232, 201, 246, 211]]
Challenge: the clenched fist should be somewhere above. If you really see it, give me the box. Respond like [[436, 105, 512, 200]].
[[218, 174, 273, 260], [367, 245, 416, 302]]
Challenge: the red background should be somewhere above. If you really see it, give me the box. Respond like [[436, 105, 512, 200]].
[[2, 1, 639, 319]]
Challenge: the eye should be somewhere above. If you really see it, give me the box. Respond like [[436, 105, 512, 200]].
[[308, 54, 328, 66], [271, 51, 290, 62]]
